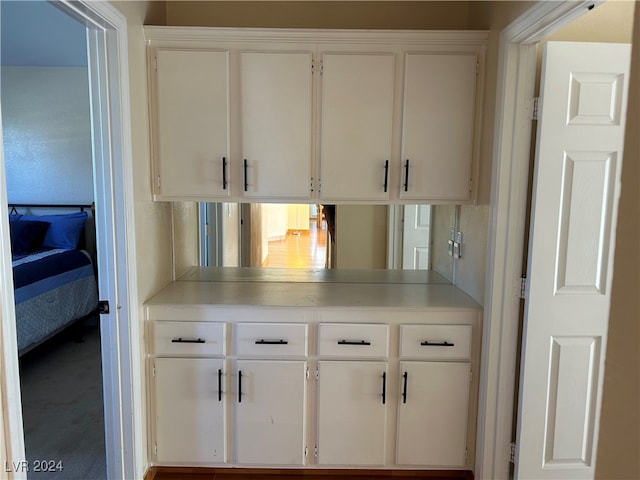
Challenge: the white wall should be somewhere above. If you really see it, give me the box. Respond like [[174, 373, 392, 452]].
[[1, 66, 93, 204], [111, 2, 172, 476]]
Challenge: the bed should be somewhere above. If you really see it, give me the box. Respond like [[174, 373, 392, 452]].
[[8, 204, 99, 355]]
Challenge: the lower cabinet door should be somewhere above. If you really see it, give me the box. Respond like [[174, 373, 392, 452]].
[[317, 361, 388, 465], [234, 360, 307, 465], [153, 357, 226, 464], [396, 361, 471, 466]]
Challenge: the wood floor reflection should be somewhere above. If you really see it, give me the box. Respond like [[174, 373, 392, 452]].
[[262, 220, 328, 269]]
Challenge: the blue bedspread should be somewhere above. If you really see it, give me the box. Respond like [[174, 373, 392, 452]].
[[13, 249, 98, 354]]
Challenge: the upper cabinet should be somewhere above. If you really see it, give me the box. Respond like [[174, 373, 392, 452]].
[[241, 51, 313, 200], [145, 28, 487, 204], [399, 53, 478, 201], [151, 49, 231, 200], [319, 53, 395, 202]]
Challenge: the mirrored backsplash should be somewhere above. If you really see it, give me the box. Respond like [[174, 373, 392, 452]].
[[197, 203, 457, 283]]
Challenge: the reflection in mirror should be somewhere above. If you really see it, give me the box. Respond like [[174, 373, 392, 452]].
[[200, 203, 456, 282]]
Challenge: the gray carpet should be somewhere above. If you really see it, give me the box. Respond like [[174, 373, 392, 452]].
[[19, 314, 107, 480]]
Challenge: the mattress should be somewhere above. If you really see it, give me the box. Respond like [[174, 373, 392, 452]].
[[13, 249, 98, 354]]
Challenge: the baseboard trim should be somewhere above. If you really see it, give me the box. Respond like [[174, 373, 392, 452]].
[[144, 466, 474, 480]]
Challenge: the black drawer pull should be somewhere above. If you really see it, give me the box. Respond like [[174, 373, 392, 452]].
[[218, 368, 223, 402], [404, 159, 410, 192], [238, 370, 243, 403], [255, 339, 288, 345], [420, 340, 455, 347], [243, 159, 248, 192], [381, 371, 386, 405], [383, 160, 389, 193], [222, 157, 228, 190], [402, 371, 408, 404], [171, 338, 205, 344], [337, 340, 371, 346]]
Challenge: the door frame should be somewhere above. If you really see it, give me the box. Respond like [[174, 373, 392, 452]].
[[0, 2, 140, 479], [476, 2, 604, 480]]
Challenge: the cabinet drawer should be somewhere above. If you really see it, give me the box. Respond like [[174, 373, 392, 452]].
[[399, 325, 471, 360], [235, 323, 308, 357], [318, 323, 389, 359], [152, 321, 226, 356]]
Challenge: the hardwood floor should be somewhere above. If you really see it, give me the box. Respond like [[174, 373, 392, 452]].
[[147, 468, 473, 480], [262, 220, 328, 269]]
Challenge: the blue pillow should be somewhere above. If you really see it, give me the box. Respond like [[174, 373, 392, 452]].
[[19, 211, 88, 250], [9, 220, 50, 256]]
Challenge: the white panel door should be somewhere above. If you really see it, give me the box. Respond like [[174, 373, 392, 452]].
[[319, 53, 394, 201], [402, 204, 431, 269], [317, 361, 388, 465], [234, 360, 307, 465], [399, 53, 477, 201], [396, 361, 471, 467], [154, 49, 230, 199], [154, 358, 226, 464], [241, 52, 313, 199], [516, 42, 631, 480]]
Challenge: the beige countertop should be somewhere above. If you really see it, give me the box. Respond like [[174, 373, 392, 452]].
[[146, 267, 480, 310]]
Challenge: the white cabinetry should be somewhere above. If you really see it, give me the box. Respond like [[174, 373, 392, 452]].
[[233, 323, 308, 465], [234, 360, 307, 465], [399, 53, 478, 201], [145, 289, 481, 471], [318, 53, 395, 201], [145, 28, 487, 204], [151, 49, 230, 200], [240, 51, 313, 200], [316, 323, 390, 465], [396, 324, 472, 466], [154, 358, 226, 464], [150, 321, 227, 464]]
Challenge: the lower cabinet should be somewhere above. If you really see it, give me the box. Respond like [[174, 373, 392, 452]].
[[317, 361, 388, 465], [153, 357, 226, 464], [234, 360, 308, 465], [148, 314, 478, 470], [396, 361, 471, 466]]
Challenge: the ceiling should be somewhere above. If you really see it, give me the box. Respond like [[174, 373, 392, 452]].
[[1, 1, 87, 67]]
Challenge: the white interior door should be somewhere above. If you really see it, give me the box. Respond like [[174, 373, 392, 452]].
[[402, 204, 431, 269], [516, 41, 631, 480]]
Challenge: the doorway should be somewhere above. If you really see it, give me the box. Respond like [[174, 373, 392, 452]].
[[477, 2, 636, 479], [1, 2, 106, 477], [0, 1, 138, 479]]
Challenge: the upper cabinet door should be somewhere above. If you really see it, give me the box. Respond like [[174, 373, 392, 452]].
[[319, 53, 395, 202], [241, 51, 313, 200], [153, 49, 230, 200], [399, 53, 477, 201]]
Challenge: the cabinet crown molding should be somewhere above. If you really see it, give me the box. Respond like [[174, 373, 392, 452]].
[[144, 26, 489, 46]]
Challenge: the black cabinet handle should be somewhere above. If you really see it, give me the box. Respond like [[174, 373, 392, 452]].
[[255, 339, 288, 345], [243, 159, 248, 192], [402, 371, 408, 404], [218, 368, 223, 402], [381, 371, 386, 405], [420, 340, 455, 347], [222, 157, 228, 190], [337, 340, 371, 346], [404, 159, 410, 192], [171, 338, 205, 344], [383, 160, 389, 193], [238, 370, 243, 403]]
